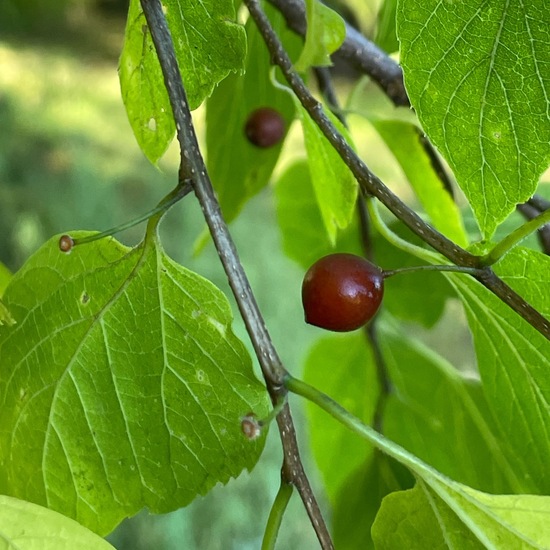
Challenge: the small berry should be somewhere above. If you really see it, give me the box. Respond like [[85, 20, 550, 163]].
[[302, 253, 384, 332], [58, 234, 74, 253], [244, 107, 285, 148]]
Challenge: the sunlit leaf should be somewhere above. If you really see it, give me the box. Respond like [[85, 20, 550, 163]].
[[397, 0, 550, 238], [299, 107, 358, 244], [0, 232, 268, 535], [447, 248, 550, 493], [372, 483, 550, 549], [119, 0, 246, 164], [0, 495, 114, 550], [295, 0, 346, 71]]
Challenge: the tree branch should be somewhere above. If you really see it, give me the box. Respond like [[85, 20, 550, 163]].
[[139, 1, 334, 547], [244, 0, 550, 340], [267, 0, 408, 106]]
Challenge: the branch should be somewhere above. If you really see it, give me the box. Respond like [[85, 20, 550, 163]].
[[244, 0, 550, 340], [139, 1, 334, 547], [267, 0, 408, 106]]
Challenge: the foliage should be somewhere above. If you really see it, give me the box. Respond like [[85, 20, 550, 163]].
[[0, 0, 549, 548]]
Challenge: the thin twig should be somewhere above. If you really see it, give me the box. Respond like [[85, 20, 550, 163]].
[[139, 1, 334, 547], [244, 0, 550, 340], [518, 202, 550, 256]]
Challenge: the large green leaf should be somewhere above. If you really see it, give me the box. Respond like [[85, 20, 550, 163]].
[[205, 4, 300, 223], [447, 248, 550, 493], [0, 232, 268, 535], [303, 333, 379, 503], [381, 324, 528, 494], [0, 495, 114, 550], [397, 0, 550, 238], [119, 0, 246, 164]]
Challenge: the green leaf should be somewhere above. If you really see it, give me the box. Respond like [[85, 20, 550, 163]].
[[0, 261, 11, 296], [372, 484, 485, 550], [373, 120, 468, 247], [303, 333, 379, 503], [0, 263, 15, 327], [447, 248, 550, 493], [375, 0, 399, 53], [397, 0, 550, 238], [0, 495, 114, 550], [119, 0, 246, 164], [380, 323, 527, 494], [119, 0, 175, 164], [295, 0, 346, 72], [205, 4, 300, 223], [299, 106, 358, 244], [0, 232, 269, 535], [373, 482, 550, 550]]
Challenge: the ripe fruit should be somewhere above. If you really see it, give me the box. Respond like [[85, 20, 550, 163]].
[[302, 253, 384, 332], [244, 107, 285, 148]]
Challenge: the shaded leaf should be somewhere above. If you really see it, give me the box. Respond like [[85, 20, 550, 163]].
[[0, 495, 114, 550], [0, 232, 268, 535], [332, 452, 413, 550], [303, 333, 379, 503], [397, 0, 550, 238], [380, 323, 527, 494], [375, 0, 399, 54], [205, 4, 300, 223], [274, 160, 333, 267]]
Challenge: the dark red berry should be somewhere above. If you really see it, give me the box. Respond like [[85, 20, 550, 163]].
[[58, 234, 74, 253], [244, 107, 285, 148], [302, 253, 384, 332]]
